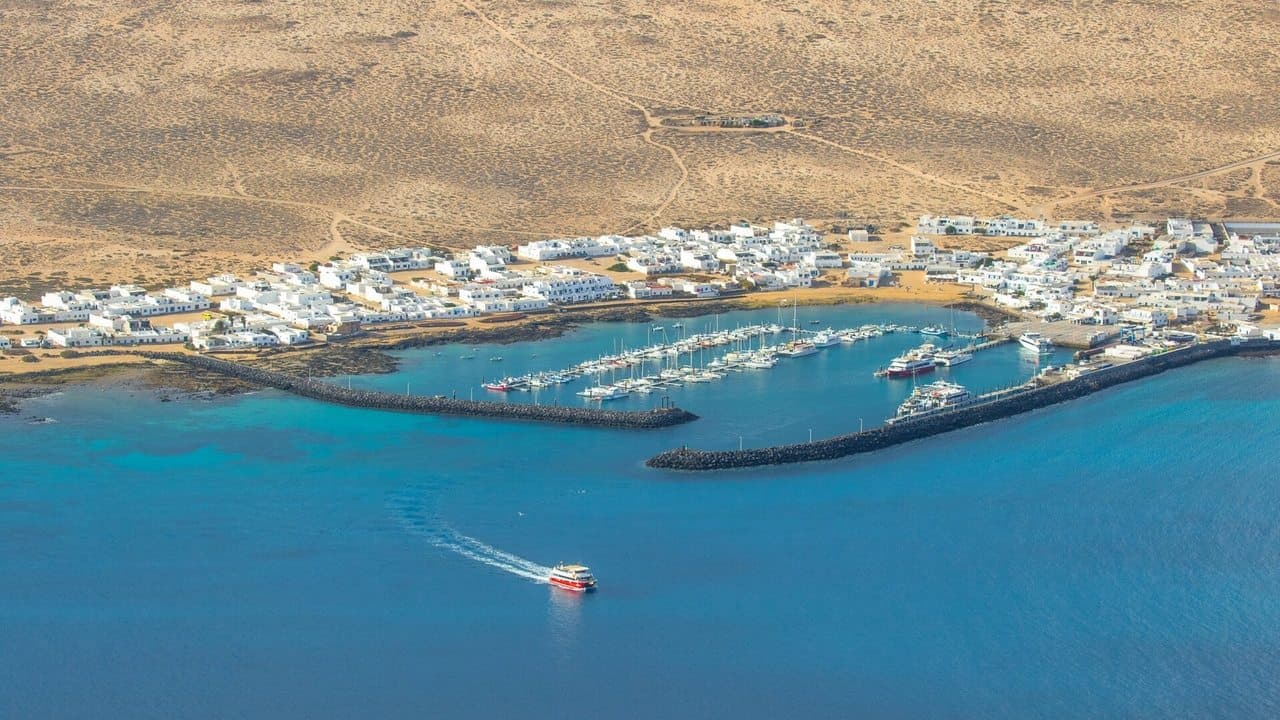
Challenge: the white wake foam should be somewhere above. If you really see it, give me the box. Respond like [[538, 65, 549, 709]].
[[389, 492, 551, 584]]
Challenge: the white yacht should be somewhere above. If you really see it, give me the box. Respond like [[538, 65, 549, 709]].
[[811, 331, 841, 348], [577, 385, 628, 400], [1018, 332, 1054, 353], [934, 348, 973, 366]]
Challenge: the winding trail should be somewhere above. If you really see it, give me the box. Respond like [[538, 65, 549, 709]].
[[1033, 148, 1280, 213], [620, 130, 690, 235], [453, 0, 693, 233], [785, 129, 1027, 212]]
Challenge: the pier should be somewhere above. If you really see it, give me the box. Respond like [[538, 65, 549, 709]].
[[966, 335, 1012, 352], [141, 352, 697, 429], [998, 320, 1125, 349], [646, 338, 1268, 470]]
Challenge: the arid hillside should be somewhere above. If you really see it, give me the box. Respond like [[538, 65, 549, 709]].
[[2, 0, 1279, 293]]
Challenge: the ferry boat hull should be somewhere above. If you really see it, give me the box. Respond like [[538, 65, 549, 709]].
[[548, 576, 597, 592], [885, 364, 936, 378]]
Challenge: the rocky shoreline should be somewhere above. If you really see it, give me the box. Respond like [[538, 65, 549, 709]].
[[942, 300, 1022, 327]]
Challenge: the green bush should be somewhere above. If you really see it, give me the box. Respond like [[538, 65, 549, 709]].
[[606, 262, 629, 273]]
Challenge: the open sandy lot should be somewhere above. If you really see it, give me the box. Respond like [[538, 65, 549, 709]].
[[1, 1, 1278, 298]]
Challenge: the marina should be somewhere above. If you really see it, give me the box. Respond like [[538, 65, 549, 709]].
[[476, 320, 986, 402], [648, 337, 1275, 470]]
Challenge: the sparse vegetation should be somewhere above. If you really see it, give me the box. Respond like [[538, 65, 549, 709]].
[[0, 0, 1276, 292]]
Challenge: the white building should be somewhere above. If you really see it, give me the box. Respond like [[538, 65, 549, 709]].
[[516, 237, 613, 262], [625, 282, 674, 300], [522, 271, 616, 304], [0, 298, 40, 325], [46, 327, 106, 347], [802, 250, 844, 268]]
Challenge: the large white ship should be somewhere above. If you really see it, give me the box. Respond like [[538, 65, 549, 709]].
[[892, 380, 977, 420], [1019, 332, 1054, 353]]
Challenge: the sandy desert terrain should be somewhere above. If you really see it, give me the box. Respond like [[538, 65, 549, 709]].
[[2, 0, 1279, 297]]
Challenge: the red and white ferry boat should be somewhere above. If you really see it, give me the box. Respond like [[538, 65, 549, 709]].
[[885, 345, 937, 378], [548, 564, 597, 592]]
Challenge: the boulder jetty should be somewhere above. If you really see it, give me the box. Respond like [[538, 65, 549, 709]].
[[142, 352, 697, 429], [647, 338, 1272, 470]]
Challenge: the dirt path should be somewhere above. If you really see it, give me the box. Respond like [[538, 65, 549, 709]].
[[1034, 148, 1280, 213], [0, 177, 569, 243], [454, 0, 693, 233], [619, 129, 690, 234], [784, 129, 1028, 212]]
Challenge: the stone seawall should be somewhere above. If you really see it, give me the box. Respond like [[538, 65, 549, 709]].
[[647, 339, 1260, 470], [142, 353, 697, 429]]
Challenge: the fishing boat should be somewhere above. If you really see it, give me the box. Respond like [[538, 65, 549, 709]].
[[483, 380, 514, 392], [548, 564, 597, 592], [1018, 332, 1054, 353], [920, 325, 948, 337]]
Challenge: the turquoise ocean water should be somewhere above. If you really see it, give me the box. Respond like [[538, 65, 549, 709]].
[[3, 302, 1279, 718]]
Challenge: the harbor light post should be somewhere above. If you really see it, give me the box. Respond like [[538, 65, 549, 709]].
[[808, 428, 813, 443]]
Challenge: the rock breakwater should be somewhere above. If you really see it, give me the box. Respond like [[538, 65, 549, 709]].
[[143, 352, 697, 429], [648, 339, 1261, 470]]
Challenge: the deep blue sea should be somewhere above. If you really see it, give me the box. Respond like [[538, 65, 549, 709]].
[[4, 302, 1279, 719]]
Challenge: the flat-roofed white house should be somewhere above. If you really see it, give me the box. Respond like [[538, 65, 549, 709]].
[[802, 250, 844, 268], [0, 298, 41, 325], [46, 327, 106, 347], [625, 282, 674, 300]]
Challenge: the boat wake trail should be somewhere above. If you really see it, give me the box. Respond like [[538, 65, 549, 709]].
[[389, 491, 551, 584]]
